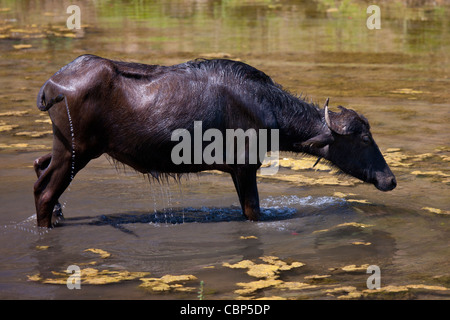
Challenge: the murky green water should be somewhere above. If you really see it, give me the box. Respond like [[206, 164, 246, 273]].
[[0, 0, 449, 299]]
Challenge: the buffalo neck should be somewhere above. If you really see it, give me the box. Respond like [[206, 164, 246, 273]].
[[272, 90, 327, 155]]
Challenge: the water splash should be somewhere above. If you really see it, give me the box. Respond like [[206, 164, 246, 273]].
[[2, 214, 49, 236], [64, 96, 76, 188], [60, 96, 76, 212], [261, 195, 345, 209]]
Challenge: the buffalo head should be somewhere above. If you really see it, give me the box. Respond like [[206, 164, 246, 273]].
[[300, 99, 397, 192]]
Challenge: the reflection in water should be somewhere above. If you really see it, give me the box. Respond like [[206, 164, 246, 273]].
[[0, 0, 449, 299]]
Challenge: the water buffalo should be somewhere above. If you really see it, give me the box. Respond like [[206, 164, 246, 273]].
[[34, 55, 396, 228]]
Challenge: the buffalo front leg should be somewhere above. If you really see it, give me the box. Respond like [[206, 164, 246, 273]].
[[33, 151, 73, 228], [33, 153, 64, 223], [231, 168, 261, 221], [34, 153, 52, 178]]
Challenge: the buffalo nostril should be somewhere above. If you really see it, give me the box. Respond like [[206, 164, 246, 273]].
[[390, 176, 397, 188]]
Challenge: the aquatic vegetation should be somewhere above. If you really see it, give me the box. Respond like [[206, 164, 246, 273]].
[[0, 143, 49, 151], [340, 264, 370, 272], [278, 157, 334, 172], [304, 274, 332, 280], [28, 247, 147, 285], [197, 280, 205, 300], [411, 170, 449, 178], [235, 279, 284, 296], [35, 245, 50, 250], [0, 121, 19, 132], [422, 207, 450, 215], [84, 248, 111, 259], [347, 199, 372, 204], [139, 274, 198, 293], [28, 268, 149, 285], [13, 44, 32, 50], [351, 241, 372, 246], [0, 111, 28, 116], [324, 286, 361, 299], [240, 235, 258, 240], [223, 256, 304, 279], [15, 130, 53, 138], [27, 247, 199, 292], [390, 88, 425, 95], [324, 283, 450, 299], [223, 256, 308, 296], [262, 172, 359, 187], [259, 156, 362, 187]]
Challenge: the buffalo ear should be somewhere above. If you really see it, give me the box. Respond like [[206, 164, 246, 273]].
[[294, 133, 334, 149], [325, 105, 353, 135]]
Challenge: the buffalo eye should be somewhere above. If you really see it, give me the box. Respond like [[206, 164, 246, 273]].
[[362, 135, 371, 145]]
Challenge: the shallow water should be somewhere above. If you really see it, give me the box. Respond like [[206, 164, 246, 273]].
[[0, 0, 449, 299]]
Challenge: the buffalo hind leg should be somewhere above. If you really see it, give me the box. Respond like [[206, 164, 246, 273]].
[[231, 168, 260, 221], [33, 153, 64, 222]]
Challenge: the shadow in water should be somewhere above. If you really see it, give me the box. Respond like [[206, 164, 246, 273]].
[[60, 205, 298, 236]]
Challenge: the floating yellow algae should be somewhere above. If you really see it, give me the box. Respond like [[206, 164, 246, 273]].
[[391, 88, 424, 94], [347, 199, 372, 205], [278, 157, 334, 172], [255, 296, 287, 300], [84, 248, 111, 259], [259, 256, 305, 271], [139, 274, 197, 292], [223, 260, 279, 279], [411, 153, 434, 161], [383, 149, 413, 167], [333, 192, 357, 198], [35, 119, 52, 124], [0, 143, 29, 149], [277, 282, 317, 291], [35, 246, 49, 250], [383, 149, 437, 167], [422, 207, 450, 215], [263, 173, 358, 187], [324, 283, 449, 299], [304, 274, 332, 280], [0, 111, 28, 116], [0, 143, 49, 151], [27, 274, 43, 282], [338, 291, 363, 299], [0, 123, 19, 132], [341, 264, 370, 272], [13, 44, 32, 49], [29, 268, 148, 285], [223, 260, 255, 271], [240, 235, 258, 240], [15, 130, 53, 138], [223, 256, 305, 280], [411, 170, 450, 178], [363, 284, 449, 296], [235, 279, 284, 295], [332, 192, 372, 204], [159, 274, 198, 283], [313, 222, 374, 234], [351, 242, 372, 246], [405, 284, 448, 291], [224, 256, 307, 296], [324, 286, 361, 299]]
